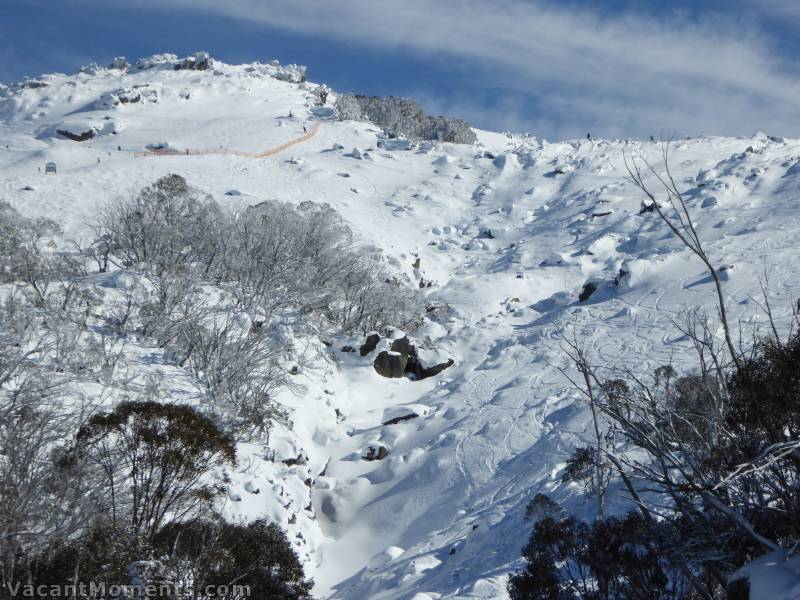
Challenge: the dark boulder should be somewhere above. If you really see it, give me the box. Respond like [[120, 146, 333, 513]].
[[375, 336, 455, 380], [282, 454, 308, 467], [373, 351, 408, 378], [578, 282, 598, 302], [57, 129, 95, 142], [363, 446, 389, 461], [383, 413, 419, 426], [390, 336, 415, 357], [420, 358, 455, 379], [360, 333, 380, 356]]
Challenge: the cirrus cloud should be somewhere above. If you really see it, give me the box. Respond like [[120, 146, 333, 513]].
[[75, 0, 800, 138]]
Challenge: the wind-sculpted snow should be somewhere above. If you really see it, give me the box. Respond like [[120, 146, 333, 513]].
[[1, 56, 799, 599]]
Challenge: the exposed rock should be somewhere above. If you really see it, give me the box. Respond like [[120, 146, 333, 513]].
[[341, 345, 356, 353], [375, 335, 455, 380], [381, 403, 431, 426], [383, 412, 419, 426], [363, 446, 389, 461], [360, 333, 381, 356], [175, 51, 214, 71], [419, 358, 455, 379], [390, 336, 415, 357], [101, 85, 158, 107], [270, 63, 307, 83], [578, 282, 598, 302], [374, 351, 408, 378], [336, 94, 476, 145], [16, 79, 48, 90], [282, 454, 308, 467], [614, 269, 629, 286], [57, 128, 95, 142], [554, 163, 574, 175], [108, 56, 129, 70]]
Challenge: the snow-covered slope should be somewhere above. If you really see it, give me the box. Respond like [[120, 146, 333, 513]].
[[2, 53, 799, 599]]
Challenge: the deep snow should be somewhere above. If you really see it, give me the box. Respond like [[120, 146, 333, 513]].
[[2, 54, 799, 599]]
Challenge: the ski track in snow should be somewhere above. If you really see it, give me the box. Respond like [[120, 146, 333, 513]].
[[2, 56, 800, 599]]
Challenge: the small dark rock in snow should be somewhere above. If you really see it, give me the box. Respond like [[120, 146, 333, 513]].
[[578, 282, 598, 302], [21, 185, 34, 191], [390, 336, 414, 357], [420, 358, 455, 379], [341, 345, 356, 353], [363, 446, 389, 461], [283, 454, 308, 467], [376, 336, 455, 380], [108, 56, 129, 70], [383, 412, 419, 426], [57, 128, 95, 142], [360, 333, 381, 356], [175, 51, 214, 71], [224, 189, 242, 196], [639, 202, 656, 214]]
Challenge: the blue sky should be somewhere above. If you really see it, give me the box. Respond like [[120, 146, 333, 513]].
[[3, 0, 800, 139]]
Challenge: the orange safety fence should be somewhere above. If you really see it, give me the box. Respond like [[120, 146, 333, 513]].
[[134, 122, 321, 158]]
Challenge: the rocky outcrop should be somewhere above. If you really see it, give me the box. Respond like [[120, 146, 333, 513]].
[[336, 94, 476, 145], [269, 61, 307, 83], [374, 351, 408, 378], [360, 333, 381, 356], [175, 51, 214, 71], [57, 128, 95, 142], [363, 446, 389, 461], [98, 85, 159, 109], [419, 358, 455, 379], [108, 56, 129, 70], [578, 282, 598, 302], [373, 335, 454, 380]]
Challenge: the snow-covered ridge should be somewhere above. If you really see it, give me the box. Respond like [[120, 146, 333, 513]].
[[2, 52, 800, 599]]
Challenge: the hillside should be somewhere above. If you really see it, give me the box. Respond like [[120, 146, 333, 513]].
[[1, 53, 799, 599]]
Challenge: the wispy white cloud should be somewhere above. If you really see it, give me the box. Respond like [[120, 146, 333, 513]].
[[83, 0, 800, 138]]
